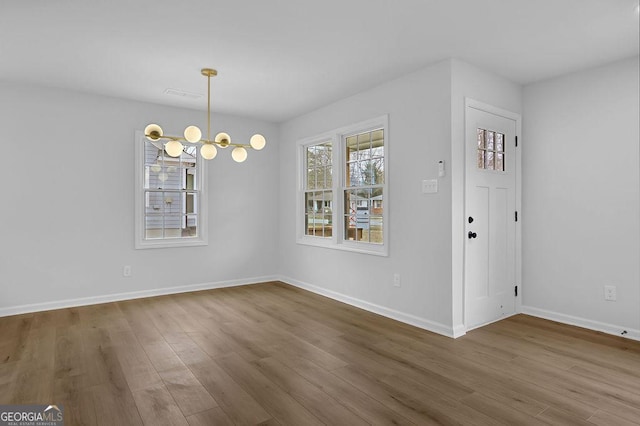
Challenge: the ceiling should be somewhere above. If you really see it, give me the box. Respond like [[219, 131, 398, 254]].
[[1, 0, 638, 122]]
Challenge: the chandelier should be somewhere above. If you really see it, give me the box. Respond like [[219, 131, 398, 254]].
[[144, 68, 266, 162]]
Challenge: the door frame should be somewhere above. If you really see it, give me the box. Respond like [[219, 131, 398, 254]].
[[453, 98, 522, 336]]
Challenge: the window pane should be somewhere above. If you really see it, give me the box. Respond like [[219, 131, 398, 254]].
[[317, 143, 332, 167], [185, 215, 197, 237], [321, 191, 332, 215], [304, 213, 311, 235], [185, 167, 196, 189], [371, 129, 384, 144], [370, 216, 383, 244], [306, 189, 332, 237], [146, 163, 181, 190], [357, 131, 371, 146], [306, 142, 332, 192], [323, 215, 333, 237], [146, 191, 165, 214], [342, 187, 384, 244], [486, 131, 495, 151], [348, 162, 361, 186], [496, 133, 504, 153], [147, 164, 170, 190], [163, 215, 182, 238], [372, 187, 383, 203], [308, 213, 321, 236], [305, 192, 314, 214], [347, 136, 359, 162], [371, 145, 384, 159], [485, 151, 494, 170], [477, 150, 485, 169], [372, 158, 384, 184], [324, 165, 332, 188], [477, 129, 485, 149], [344, 214, 360, 241], [362, 161, 373, 185], [345, 129, 384, 190], [162, 192, 182, 215], [357, 188, 372, 200], [145, 216, 163, 239], [495, 153, 504, 171], [186, 192, 196, 214], [306, 168, 315, 190], [358, 147, 371, 161], [306, 146, 316, 169]]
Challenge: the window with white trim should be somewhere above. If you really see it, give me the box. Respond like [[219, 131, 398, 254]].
[[304, 141, 333, 238], [297, 116, 388, 256], [344, 129, 384, 244], [135, 131, 208, 249]]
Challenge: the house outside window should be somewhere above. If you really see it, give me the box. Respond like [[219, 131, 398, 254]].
[[135, 132, 208, 249]]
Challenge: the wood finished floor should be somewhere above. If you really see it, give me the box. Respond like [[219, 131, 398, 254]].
[[1, 282, 639, 425]]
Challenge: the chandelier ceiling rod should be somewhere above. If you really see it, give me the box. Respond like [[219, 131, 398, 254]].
[[144, 68, 266, 163]]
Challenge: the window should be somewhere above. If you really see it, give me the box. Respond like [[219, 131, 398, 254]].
[[304, 141, 333, 237], [344, 129, 384, 244], [135, 132, 208, 249], [297, 115, 388, 256], [477, 128, 505, 171]]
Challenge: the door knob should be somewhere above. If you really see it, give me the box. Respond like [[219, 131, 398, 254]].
[[468, 231, 477, 239]]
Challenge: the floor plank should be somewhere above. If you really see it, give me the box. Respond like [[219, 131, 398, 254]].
[[1, 281, 639, 425]]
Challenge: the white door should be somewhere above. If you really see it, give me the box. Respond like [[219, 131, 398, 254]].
[[465, 105, 517, 330]]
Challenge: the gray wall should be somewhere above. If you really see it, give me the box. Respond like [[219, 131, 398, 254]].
[[278, 60, 456, 334], [522, 56, 640, 337], [0, 82, 280, 313]]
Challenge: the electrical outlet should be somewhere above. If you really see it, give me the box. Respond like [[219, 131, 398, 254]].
[[123, 265, 132, 277], [422, 179, 438, 194], [393, 273, 401, 287], [604, 285, 616, 301]]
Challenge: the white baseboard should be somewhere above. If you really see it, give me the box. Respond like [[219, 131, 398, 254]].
[[451, 323, 467, 338], [520, 305, 640, 342], [0, 275, 279, 318], [279, 275, 456, 338]]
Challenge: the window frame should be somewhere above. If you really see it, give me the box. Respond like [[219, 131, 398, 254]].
[[296, 115, 389, 256], [134, 131, 208, 249]]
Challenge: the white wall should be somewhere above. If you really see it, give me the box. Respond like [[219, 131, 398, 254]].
[[0, 82, 280, 314], [522, 56, 640, 338], [449, 60, 523, 333], [278, 61, 456, 335]]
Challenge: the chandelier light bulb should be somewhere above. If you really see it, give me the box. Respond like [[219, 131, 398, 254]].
[[184, 125, 202, 143], [214, 132, 231, 148], [232, 146, 248, 163], [250, 134, 266, 150], [144, 124, 163, 141], [200, 143, 218, 160], [158, 172, 169, 182], [150, 163, 161, 173], [165, 140, 184, 157]]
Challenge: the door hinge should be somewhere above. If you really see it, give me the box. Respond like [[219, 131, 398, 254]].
[[515, 136, 518, 147], [515, 285, 518, 297], [515, 211, 518, 222]]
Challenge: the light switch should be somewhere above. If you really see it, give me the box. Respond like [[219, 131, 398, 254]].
[[422, 179, 438, 194]]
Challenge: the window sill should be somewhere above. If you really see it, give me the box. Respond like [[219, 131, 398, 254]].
[[135, 237, 208, 250], [296, 236, 388, 257]]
